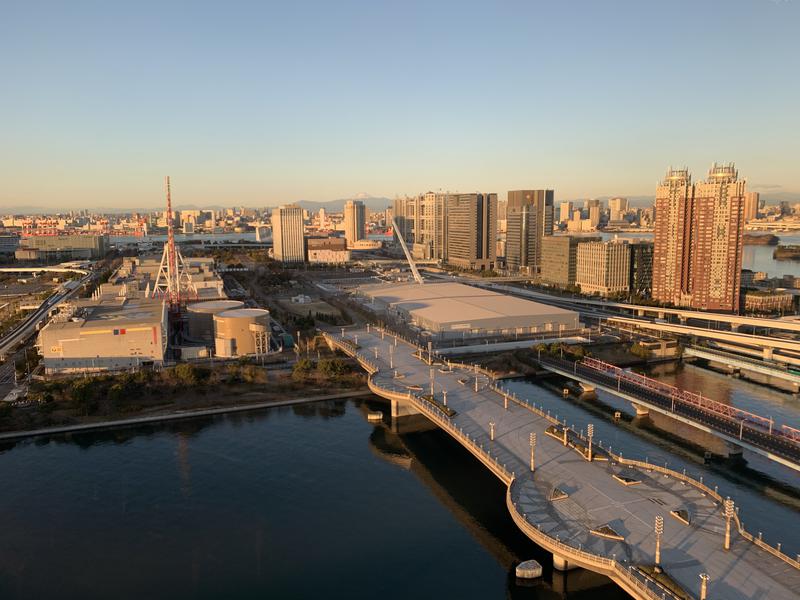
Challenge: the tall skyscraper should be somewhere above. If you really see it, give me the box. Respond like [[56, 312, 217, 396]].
[[272, 205, 305, 263], [393, 193, 448, 260], [609, 197, 628, 221], [744, 191, 760, 222], [559, 201, 573, 223], [628, 240, 654, 298], [652, 164, 745, 312], [445, 193, 497, 270], [343, 200, 366, 248], [505, 190, 554, 273], [587, 199, 601, 228]]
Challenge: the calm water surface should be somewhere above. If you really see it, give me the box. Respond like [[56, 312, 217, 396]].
[[0, 399, 623, 600]]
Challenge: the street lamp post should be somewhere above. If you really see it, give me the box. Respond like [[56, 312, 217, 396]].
[[654, 515, 664, 573], [700, 573, 710, 600], [587, 423, 594, 461], [442, 389, 447, 406], [489, 421, 495, 441], [724, 497, 735, 551], [529, 432, 536, 472]]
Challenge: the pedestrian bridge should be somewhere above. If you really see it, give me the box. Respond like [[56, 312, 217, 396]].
[[325, 326, 800, 600]]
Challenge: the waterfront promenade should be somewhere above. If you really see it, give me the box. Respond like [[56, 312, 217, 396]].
[[328, 327, 800, 600]]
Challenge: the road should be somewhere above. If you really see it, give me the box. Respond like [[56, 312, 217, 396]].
[[0, 273, 92, 360]]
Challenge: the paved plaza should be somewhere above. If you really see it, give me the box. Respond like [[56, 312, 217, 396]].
[[343, 327, 800, 600]]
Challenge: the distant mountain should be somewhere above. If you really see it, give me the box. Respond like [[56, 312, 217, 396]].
[[293, 196, 392, 212], [0, 195, 394, 215]]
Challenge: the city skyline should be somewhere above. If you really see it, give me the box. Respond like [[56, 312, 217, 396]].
[[2, 0, 799, 210]]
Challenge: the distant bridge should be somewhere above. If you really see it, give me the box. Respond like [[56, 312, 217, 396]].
[[538, 355, 800, 473], [683, 346, 800, 391], [326, 326, 800, 600]]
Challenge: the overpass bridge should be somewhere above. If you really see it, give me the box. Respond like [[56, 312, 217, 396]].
[[538, 355, 800, 473], [606, 316, 800, 360], [326, 326, 800, 600], [683, 346, 800, 392], [481, 283, 800, 336]]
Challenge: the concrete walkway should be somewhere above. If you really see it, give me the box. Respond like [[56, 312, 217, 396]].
[[347, 327, 800, 600]]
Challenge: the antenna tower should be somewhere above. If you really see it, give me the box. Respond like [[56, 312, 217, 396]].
[[152, 177, 197, 306]]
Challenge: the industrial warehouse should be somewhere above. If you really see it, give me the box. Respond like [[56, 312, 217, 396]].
[[358, 281, 579, 337], [38, 298, 168, 374]]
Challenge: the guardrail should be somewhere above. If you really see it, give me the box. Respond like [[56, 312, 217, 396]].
[[506, 485, 679, 600], [492, 379, 800, 572], [330, 328, 800, 576], [539, 356, 800, 463]]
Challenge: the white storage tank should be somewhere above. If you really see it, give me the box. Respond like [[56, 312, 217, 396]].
[[187, 300, 244, 344], [213, 308, 270, 357]]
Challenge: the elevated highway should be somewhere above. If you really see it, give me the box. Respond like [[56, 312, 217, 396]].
[[0, 274, 92, 360], [683, 346, 800, 391], [606, 316, 800, 360], [326, 326, 800, 600], [482, 283, 800, 336]]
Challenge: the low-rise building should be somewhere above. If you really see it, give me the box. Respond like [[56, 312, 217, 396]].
[[743, 289, 794, 314], [38, 298, 168, 374], [17, 234, 107, 262], [307, 237, 351, 264]]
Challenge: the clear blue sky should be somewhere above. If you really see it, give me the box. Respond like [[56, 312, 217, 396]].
[[1, 0, 798, 209]]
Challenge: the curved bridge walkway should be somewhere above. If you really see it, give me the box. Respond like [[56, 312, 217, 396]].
[[325, 327, 800, 600]]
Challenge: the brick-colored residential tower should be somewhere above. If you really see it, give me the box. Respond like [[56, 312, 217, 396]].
[[652, 164, 745, 312]]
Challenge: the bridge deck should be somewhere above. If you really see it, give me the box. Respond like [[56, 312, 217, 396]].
[[333, 327, 800, 600]]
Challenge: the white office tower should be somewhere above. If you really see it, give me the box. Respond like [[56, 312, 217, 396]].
[[344, 200, 366, 248], [272, 205, 305, 263]]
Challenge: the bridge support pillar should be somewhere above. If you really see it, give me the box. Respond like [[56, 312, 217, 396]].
[[724, 441, 744, 460], [391, 398, 421, 418], [631, 403, 650, 417], [678, 316, 687, 325], [658, 311, 665, 320], [763, 347, 774, 361], [636, 309, 646, 317], [552, 554, 578, 571], [730, 323, 741, 332]]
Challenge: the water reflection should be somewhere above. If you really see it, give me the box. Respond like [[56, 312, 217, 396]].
[[0, 398, 625, 599], [365, 401, 627, 599]]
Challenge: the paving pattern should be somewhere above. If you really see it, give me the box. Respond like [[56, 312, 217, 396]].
[[339, 327, 800, 600]]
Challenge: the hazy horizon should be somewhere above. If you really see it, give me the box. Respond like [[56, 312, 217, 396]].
[[2, 0, 798, 210]]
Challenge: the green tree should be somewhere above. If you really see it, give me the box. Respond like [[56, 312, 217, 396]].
[[70, 379, 97, 415], [173, 363, 199, 386]]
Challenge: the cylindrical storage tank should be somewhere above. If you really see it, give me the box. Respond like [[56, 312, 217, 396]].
[[213, 308, 270, 357], [187, 300, 244, 344]]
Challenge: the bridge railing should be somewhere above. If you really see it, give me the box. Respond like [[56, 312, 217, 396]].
[[579, 356, 778, 431], [336, 328, 800, 573], [366, 374, 514, 484], [506, 485, 680, 600], [491, 378, 800, 572]]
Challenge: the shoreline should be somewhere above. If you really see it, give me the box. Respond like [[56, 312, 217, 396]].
[[0, 389, 375, 441]]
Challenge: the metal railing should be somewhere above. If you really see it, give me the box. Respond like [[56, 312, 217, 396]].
[[330, 328, 800, 576], [492, 379, 800, 572]]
